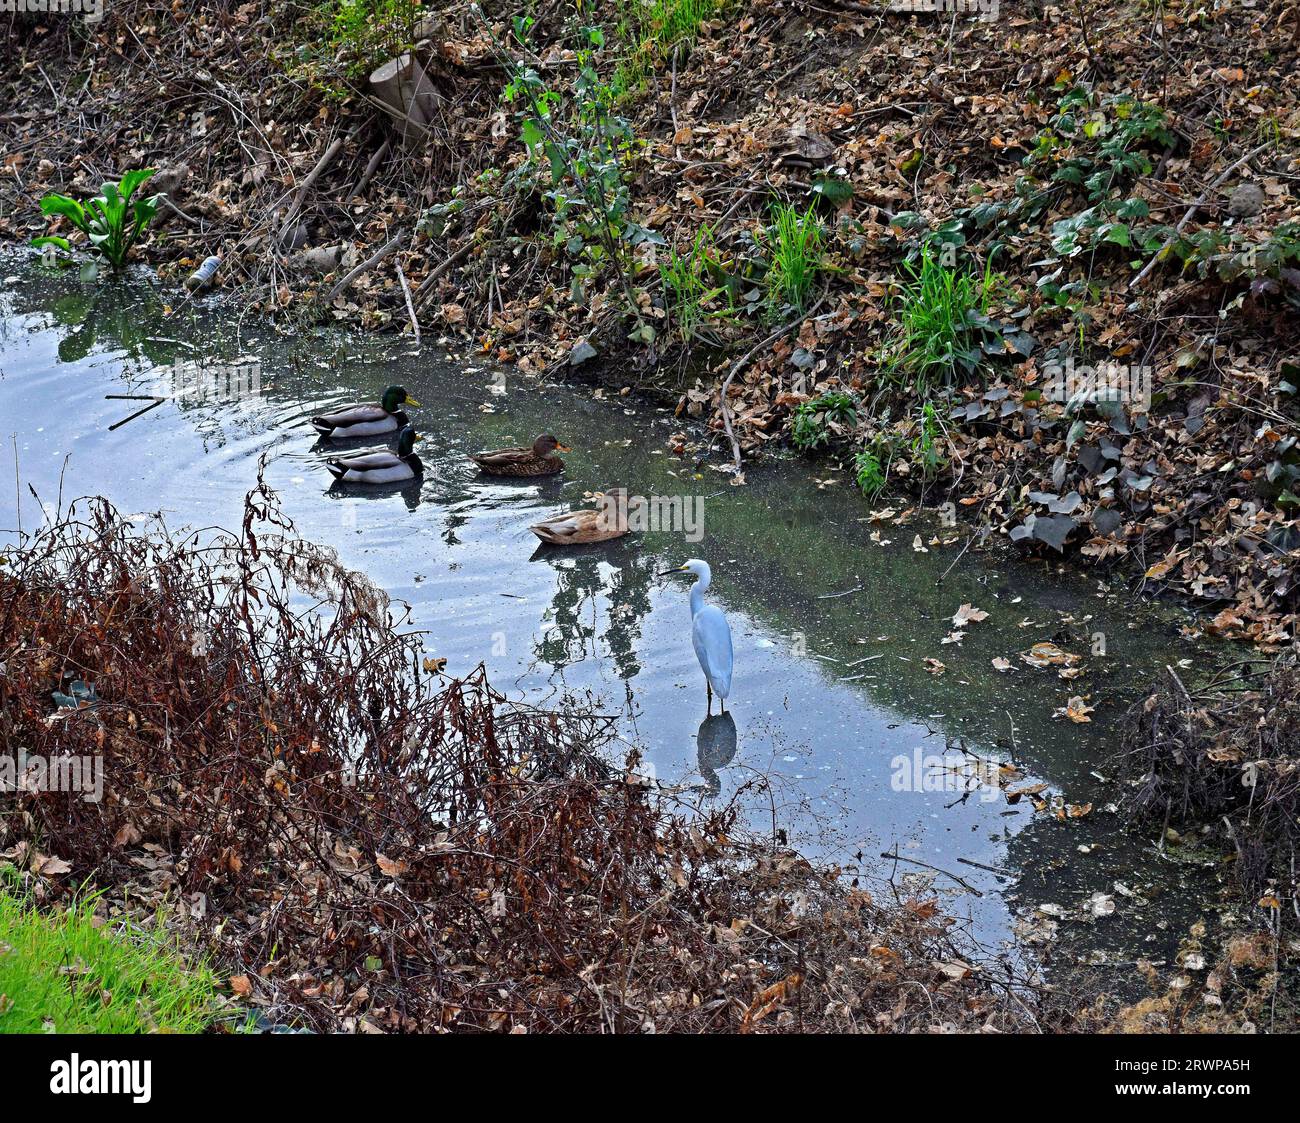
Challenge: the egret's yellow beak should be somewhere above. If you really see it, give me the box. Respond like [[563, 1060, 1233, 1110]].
[[406, 397, 422, 408], [656, 565, 687, 576]]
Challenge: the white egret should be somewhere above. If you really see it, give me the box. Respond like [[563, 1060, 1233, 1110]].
[[659, 559, 733, 713]]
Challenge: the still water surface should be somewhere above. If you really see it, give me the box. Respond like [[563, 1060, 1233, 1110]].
[[0, 257, 1224, 968]]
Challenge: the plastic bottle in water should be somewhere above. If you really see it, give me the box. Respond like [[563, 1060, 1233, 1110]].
[[185, 255, 221, 291]]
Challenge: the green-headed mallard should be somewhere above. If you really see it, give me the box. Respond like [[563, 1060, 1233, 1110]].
[[470, 433, 570, 477], [311, 385, 420, 439], [530, 488, 630, 545], [326, 425, 422, 484]]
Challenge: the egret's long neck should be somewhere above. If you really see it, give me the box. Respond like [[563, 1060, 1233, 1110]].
[[689, 570, 710, 616]]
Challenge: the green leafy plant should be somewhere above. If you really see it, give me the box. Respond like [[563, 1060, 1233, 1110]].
[[764, 202, 823, 315], [904, 88, 1174, 281], [33, 169, 161, 273], [909, 401, 947, 482], [791, 390, 856, 450], [660, 224, 731, 343], [1177, 220, 1300, 306], [0, 885, 225, 1033], [322, 0, 422, 78], [493, 16, 655, 331], [853, 446, 889, 498]]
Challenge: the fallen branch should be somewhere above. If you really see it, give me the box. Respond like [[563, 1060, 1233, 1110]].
[[326, 230, 406, 303], [880, 850, 984, 897], [343, 138, 391, 206], [718, 293, 829, 473], [1128, 141, 1271, 291], [397, 262, 421, 344], [276, 130, 353, 240]]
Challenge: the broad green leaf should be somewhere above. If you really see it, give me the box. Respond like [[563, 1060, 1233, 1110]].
[[39, 195, 89, 229], [118, 167, 156, 202]]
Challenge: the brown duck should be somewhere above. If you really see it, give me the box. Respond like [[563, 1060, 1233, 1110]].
[[470, 433, 570, 477], [530, 489, 630, 546]]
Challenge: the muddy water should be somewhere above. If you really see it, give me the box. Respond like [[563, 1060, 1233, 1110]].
[[0, 255, 1227, 972]]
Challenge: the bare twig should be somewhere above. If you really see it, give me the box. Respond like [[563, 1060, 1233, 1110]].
[[1129, 142, 1271, 291], [718, 293, 828, 473]]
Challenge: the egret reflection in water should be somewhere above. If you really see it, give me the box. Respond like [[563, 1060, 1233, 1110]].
[[696, 711, 738, 797]]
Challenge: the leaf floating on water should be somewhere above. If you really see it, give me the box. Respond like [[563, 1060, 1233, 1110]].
[[923, 657, 947, 675], [951, 603, 989, 627], [1087, 892, 1116, 918], [1021, 642, 1080, 669], [1054, 696, 1095, 723], [991, 657, 1014, 673]]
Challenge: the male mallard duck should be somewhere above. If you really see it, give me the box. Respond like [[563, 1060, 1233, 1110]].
[[311, 385, 420, 439], [470, 433, 570, 477], [326, 425, 422, 484], [530, 489, 630, 546]]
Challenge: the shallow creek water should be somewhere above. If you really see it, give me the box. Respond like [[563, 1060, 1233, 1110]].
[[0, 255, 1230, 974]]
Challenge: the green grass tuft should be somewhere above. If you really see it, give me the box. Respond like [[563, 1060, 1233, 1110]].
[[659, 224, 730, 343], [765, 202, 824, 315], [884, 243, 1000, 392], [613, 0, 722, 96], [0, 886, 225, 1034]]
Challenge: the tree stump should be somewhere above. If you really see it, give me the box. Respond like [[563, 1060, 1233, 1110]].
[[368, 53, 439, 148]]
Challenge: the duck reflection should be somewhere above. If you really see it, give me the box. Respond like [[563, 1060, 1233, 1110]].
[[696, 711, 738, 797], [324, 476, 424, 513]]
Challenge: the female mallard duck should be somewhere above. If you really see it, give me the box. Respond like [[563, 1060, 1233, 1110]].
[[530, 489, 630, 546], [311, 385, 420, 439], [470, 433, 570, 477], [326, 425, 422, 484]]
